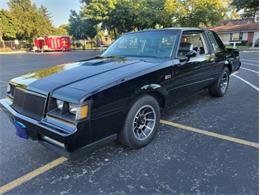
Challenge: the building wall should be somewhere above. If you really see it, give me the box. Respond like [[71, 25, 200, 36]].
[[253, 31, 259, 44], [218, 33, 230, 43], [217, 31, 258, 45], [247, 32, 254, 44], [242, 32, 248, 41]]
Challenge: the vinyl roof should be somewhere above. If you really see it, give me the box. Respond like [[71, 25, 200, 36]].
[[125, 27, 205, 34]]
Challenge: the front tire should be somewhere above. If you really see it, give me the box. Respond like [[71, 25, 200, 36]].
[[209, 67, 230, 97], [119, 95, 160, 148]]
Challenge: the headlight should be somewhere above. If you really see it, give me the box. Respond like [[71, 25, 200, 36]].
[[54, 99, 89, 120], [69, 103, 79, 115], [7, 84, 14, 98], [69, 103, 88, 120], [7, 84, 11, 93], [56, 100, 64, 110]]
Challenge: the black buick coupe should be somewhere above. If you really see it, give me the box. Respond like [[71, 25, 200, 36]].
[[0, 28, 241, 155]]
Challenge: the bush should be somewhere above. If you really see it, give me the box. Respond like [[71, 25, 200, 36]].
[[239, 40, 249, 46]]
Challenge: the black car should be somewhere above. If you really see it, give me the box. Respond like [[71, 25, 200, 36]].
[[0, 28, 241, 155]]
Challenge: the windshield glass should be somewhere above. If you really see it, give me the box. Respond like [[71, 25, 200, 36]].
[[102, 31, 178, 58]]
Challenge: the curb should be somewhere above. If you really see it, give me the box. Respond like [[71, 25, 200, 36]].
[[240, 50, 259, 53], [0, 50, 101, 55], [0, 51, 27, 55]]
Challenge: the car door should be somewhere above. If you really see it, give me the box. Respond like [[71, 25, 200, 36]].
[[169, 31, 214, 104]]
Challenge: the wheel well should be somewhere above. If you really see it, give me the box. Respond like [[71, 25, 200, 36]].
[[226, 63, 232, 74], [147, 92, 166, 110]]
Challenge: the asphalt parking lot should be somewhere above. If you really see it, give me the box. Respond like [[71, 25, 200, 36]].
[[0, 50, 259, 194]]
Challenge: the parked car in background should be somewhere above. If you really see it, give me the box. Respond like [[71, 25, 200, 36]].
[[0, 28, 241, 156]]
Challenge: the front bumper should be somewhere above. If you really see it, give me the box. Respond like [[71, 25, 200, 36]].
[[0, 98, 73, 152], [0, 98, 118, 157]]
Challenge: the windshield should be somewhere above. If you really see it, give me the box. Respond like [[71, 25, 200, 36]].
[[102, 31, 178, 58]]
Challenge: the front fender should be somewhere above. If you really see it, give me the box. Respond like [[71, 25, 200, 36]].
[[128, 84, 168, 108]]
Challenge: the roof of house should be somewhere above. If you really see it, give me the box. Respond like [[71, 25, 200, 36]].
[[222, 18, 255, 25], [210, 23, 259, 33]]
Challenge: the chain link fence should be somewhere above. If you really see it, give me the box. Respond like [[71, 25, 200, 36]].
[[0, 40, 32, 51]]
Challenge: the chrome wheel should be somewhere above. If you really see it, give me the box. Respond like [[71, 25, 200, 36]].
[[220, 72, 229, 93], [132, 105, 156, 141]]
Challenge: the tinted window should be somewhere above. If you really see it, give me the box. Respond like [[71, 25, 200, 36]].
[[208, 31, 225, 52], [102, 31, 178, 58], [178, 32, 209, 57]]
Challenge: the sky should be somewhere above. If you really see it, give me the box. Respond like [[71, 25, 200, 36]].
[[0, 0, 81, 27]]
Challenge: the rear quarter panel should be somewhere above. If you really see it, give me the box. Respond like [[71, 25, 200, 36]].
[[225, 48, 241, 72]]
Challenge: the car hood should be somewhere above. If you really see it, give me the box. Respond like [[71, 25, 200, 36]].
[[10, 57, 161, 103]]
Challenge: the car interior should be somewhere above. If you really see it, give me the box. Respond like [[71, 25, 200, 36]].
[[178, 33, 208, 61]]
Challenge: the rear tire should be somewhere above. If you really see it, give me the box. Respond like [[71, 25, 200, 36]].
[[119, 95, 160, 148], [209, 67, 230, 97]]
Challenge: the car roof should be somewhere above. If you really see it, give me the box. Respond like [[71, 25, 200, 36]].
[[125, 27, 207, 35]]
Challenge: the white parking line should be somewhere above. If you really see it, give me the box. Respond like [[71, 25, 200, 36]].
[[241, 59, 259, 63], [232, 74, 259, 91], [240, 67, 259, 74], [242, 62, 259, 67]]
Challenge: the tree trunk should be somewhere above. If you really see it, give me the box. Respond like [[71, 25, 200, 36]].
[[83, 39, 86, 50], [113, 28, 117, 39], [0, 32, 5, 48]]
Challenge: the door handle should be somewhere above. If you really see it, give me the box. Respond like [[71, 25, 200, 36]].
[[193, 65, 201, 69], [176, 63, 186, 67]]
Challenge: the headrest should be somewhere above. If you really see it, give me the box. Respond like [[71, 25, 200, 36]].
[[179, 42, 192, 51]]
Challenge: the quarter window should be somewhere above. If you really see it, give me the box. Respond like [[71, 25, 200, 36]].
[[208, 31, 225, 53]]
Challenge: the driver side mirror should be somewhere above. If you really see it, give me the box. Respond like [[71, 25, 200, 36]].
[[186, 50, 197, 60], [179, 50, 197, 63]]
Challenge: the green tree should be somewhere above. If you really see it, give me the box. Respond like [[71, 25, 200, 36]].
[[165, 0, 228, 27], [81, 0, 172, 38], [7, 0, 55, 40], [53, 24, 69, 35], [68, 10, 97, 39], [82, 0, 117, 23], [73, 0, 232, 38], [0, 9, 18, 42], [103, 0, 140, 37], [231, 0, 258, 18]]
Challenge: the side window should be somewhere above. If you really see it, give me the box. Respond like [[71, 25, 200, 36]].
[[212, 31, 226, 51], [178, 32, 209, 58], [208, 31, 225, 53]]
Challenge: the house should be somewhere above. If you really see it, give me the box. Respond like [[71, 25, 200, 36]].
[[210, 22, 259, 46]]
